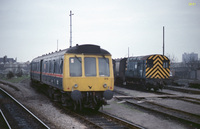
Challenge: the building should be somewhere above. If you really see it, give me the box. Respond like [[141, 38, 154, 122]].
[[182, 52, 198, 63], [0, 55, 16, 64], [170, 53, 200, 80], [0, 56, 30, 78]]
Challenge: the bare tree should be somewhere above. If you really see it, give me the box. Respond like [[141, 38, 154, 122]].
[[166, 53, 178, 64]]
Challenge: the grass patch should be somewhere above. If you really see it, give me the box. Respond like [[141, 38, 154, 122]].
[[1, 75, 30, 83]]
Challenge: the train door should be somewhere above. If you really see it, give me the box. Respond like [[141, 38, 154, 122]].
[[40, 60, 43, 81]]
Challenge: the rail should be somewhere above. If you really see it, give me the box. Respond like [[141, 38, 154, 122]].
[[0, 87, 50, 129]]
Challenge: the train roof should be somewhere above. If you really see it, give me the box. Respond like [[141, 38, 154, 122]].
[[128, 54, 169, 60], [31, 44, 111, 62], [66, 44, 111, 55]]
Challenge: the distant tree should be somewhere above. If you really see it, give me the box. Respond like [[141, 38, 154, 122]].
[[16, 64, 23, 77], [16, 70, 23, 77], [166, 53, 178, 64], [7, 71, 14, 79]]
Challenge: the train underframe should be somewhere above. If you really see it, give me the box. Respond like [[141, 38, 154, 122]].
[[59, 90, 107, 111], [30, 80, 108, 111], [115, 77, 164, 91]]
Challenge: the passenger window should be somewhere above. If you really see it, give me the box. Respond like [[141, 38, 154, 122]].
[[60, 59, 63, 74], [43, 63, 46, 72], [69, 57, 82, 76], [84, 57, 96, 76], [49, 61, 51, 73], [46, 62, 48, 72], [53, 60, 56, 73]]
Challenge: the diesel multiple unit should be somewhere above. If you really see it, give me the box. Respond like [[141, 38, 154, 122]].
[[30, 44, 114, 111], [114, 54, 170, 91]]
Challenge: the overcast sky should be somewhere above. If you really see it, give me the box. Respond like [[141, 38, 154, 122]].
[[0, 0, 200, 62]]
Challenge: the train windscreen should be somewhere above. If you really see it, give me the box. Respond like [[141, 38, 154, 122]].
[[84, 57, 97, 76], [98, 58, 110, 77], [69, 57, 82, 76]]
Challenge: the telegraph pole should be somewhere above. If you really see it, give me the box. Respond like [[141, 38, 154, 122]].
[[57, 39, 58, 51], [163, 26, 165, 56], [69, 10, 74, 47]]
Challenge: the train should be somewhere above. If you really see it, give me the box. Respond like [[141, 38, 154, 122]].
[[113, 54, 170, 91], [30, 44, 114, 111]]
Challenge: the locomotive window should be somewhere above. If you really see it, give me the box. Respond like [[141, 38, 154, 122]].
[[135, 63, 137, 69], [69, 57, 82, 76], [147, 59, 153, 68], [98, 58, 110, 77], [163, 61, 169, 68], [84, 57, 96, 76], [116, 62, 120, 73]]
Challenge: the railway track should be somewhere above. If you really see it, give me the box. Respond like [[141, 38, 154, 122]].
[[0, 109, 11, 129], [135, 94, 200, 106], [80, 109, 145, 129], [165, 85, 200, 94], [52, 99, 145, 129], [114, 90, 200, 128], [29, 82, 146, 129], [154, 88, 200, 105], [115, 85, 200, 106], [179, 96, 200, 105], [0, 81, 146, 129], [0, 87, 50, 129]]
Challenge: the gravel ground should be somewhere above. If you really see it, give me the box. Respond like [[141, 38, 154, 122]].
[[0, 80, 87, 129], [1, 79, 199, 129]]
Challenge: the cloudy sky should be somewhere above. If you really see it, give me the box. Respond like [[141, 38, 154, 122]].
[[0, 0, 200, 62]]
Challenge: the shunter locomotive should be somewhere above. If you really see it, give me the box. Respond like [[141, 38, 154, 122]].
[[30, 44, 114, 110], [114, 54, 170, 91]]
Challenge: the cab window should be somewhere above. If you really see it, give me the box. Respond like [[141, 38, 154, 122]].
[[147, 59, 153, 68], [84, 57, 96, 76], [98, 58, 110, 76], [69, 57, 82, 76], [163, 61, 169, 68]]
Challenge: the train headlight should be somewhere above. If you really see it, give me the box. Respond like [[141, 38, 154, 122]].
[[103, 84, 107, 88], [74, 84, 78, 88]]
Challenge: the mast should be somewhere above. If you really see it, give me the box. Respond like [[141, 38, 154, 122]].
[[57, 39, 58, 51], [163, 26, 165, 55], [69, 10, 74, 47], [128, 47, 129, 58]]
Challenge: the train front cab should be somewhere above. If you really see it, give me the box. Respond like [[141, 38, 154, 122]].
[[145, 54, 170, 91], [62, 53, 114, 109]]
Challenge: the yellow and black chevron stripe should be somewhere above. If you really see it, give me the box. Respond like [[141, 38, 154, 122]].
[[145, 55, 170, 79]]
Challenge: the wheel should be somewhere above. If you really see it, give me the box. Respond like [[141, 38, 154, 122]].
[[147, 87, 151, 91], [94, 104, 101, 111], [48, 88, 53, 99], [153, 88, 158, 92], [61, 94, 68, 107], [73, 101, 82, 111]]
